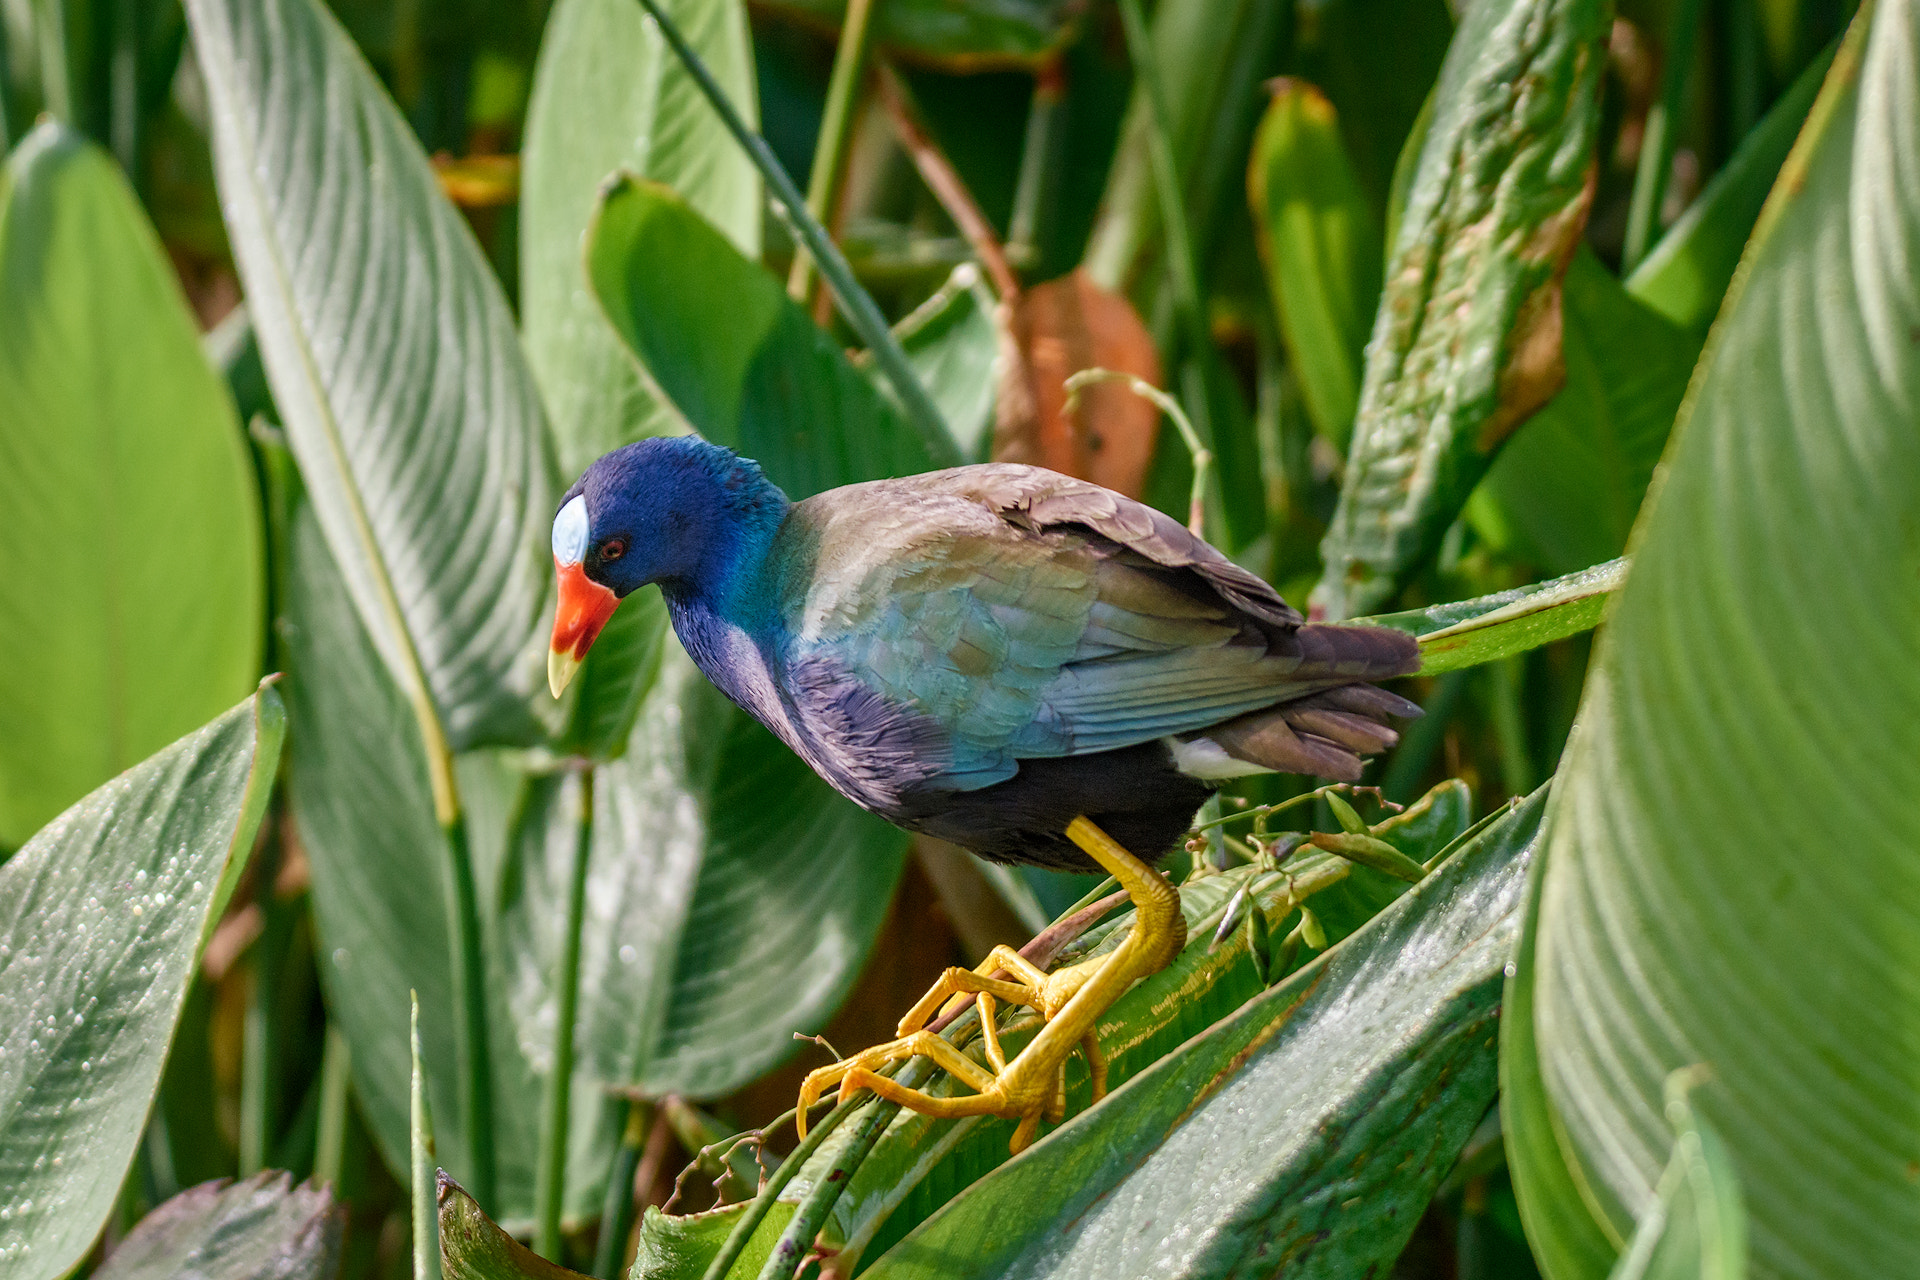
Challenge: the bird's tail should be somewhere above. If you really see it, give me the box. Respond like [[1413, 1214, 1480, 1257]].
[[1209, 625, 1424, 781]]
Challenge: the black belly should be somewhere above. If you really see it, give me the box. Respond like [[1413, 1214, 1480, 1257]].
[[896, 740, 1213, 872]]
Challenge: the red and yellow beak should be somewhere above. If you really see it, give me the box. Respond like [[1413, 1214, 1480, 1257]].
[[548, 560, 619, 697]]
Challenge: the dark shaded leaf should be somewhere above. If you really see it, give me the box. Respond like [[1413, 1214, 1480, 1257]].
[[93, 1173, 342, 1280], [438, 1173, 585, 1280], [758, 0, 1075, 68], [587, 177, 936, 499]]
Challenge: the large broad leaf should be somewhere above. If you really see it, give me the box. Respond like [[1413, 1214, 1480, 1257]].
[[520, 0, 759, 760], [521, 0, 759, 480], [857, 787, 1545, 1280], [184, 0, 555, 750], [0, 689, 284, 1280], [501, 626, 909, 1102], [587, 177, 937, 496], [92, 1173, 343, 1280], [636, 782, 1477, 1274], [281, 507, 583, 1221], [1311, 0, 1611, 618], [1519, 5, 1920, 1275], [0, 122, 263, 850]]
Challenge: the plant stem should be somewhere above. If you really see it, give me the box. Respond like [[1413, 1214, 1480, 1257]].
[[440, 809, 496, 1213], [535, 768, 596, 1259], [1063, 368, 1211, 536], [1007, 57, 1063, 262], [754, 1068, 928, 1280], [1623, 0, 1704, 271], [410, 993, 443, 1280], [314, 1025, 353, 1190], [592, 1100, 650, 1280], [698, 1093, 869, 1280], [788, 0, 877, 305], [630, 0, 958, 467]]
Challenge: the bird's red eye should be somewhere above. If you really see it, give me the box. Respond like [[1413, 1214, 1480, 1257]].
[[600, 538, 627, 562]]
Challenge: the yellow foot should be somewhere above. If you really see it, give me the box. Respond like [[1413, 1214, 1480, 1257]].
[[796, 817, 1185, 1155]]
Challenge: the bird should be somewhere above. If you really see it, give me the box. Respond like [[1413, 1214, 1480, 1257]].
[[547, 435, 1420, 1152]]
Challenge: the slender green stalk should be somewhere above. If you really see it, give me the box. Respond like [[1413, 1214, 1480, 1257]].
[[755, 1066, 930, 1280], [1380, 669, 1472, 801], [440, 812, 495, 1212], [787, 0, 878, 304], [1006, 62, 1063, 259], [411, 994, 443, 1280], [30, 0, 73, 123], [592, 1100, 650, 1280], [1623, 0, 1704, 272], [1482, 655, 1534, 798], [314, 1025, 353, 1190], [535, 768, 597, 1260], [698, 1093, 870, 1280], [629, 0, 959, 467], [1063, 368, 1212, 536]]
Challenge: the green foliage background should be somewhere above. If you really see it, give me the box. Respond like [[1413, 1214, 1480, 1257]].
[[0, 0, 1902, 1277]]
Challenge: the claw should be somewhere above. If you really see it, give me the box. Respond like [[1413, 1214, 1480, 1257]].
[[792, 817, 1186, 1154]]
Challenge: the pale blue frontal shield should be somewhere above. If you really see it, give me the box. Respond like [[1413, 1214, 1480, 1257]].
[[552, 493, 589, 565]]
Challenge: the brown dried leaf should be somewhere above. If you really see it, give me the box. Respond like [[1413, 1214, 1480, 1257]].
[[994, 270, 1162, 497]]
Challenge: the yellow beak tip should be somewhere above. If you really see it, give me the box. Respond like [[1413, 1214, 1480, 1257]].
[[548, 648, 583, 699]]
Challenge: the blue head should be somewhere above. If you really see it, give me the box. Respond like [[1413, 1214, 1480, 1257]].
[[548, 436, 788, 695]]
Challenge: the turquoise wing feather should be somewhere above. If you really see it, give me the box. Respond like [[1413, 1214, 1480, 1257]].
[[769, 465, 1405, 792]]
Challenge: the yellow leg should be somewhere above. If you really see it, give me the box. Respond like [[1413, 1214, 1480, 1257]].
[[795, 817, 1185, 1154]]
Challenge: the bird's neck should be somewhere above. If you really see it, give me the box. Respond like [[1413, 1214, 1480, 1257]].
[[660, 494, 790, 717]]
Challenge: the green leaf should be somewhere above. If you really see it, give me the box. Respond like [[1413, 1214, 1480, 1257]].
[[0, 688, 285, 1280], [710, 783, 1473, 1267], [1627, 38, 1836, 340], [183, 0, 557, 751], [1499, 816, 1619, 1280], [857, 786, 1545, 1280], [586, 177, 936, 498], [1607, 1074, 1748, 1280], [630, 1201, 796, 1280], [1312, 0, 1612, 618], [521, 0, 760, 481], [753, 0, 1074, 67], [1522, 5, 1920, 1273], [520, 0, 762, 759], [282, 508, 563, 1218], [1479, 253, 1695, 575], [1361, 557, 1626, 674], [438, 1174, 584, 1280], [892, 265, 1000, 463], [500, 648, 910, 1101], [0, 121, 263, 850], [91, 1172, 343, 1280], [1247, 79, 1382, 450]]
